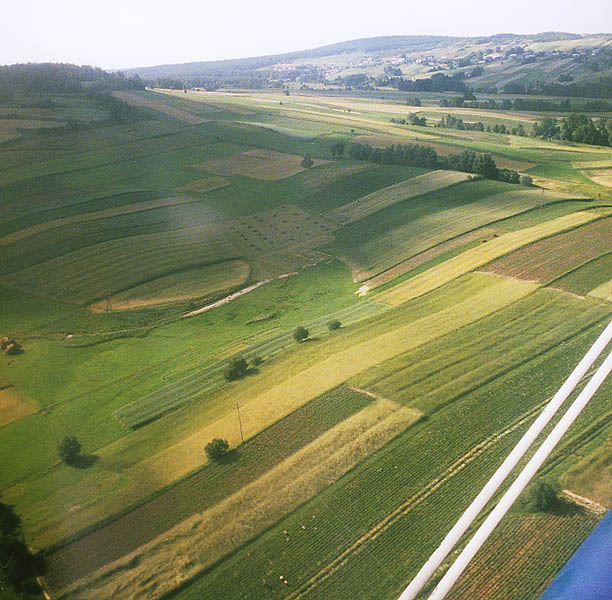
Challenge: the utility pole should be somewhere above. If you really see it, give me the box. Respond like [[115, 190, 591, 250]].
[[236, 399, 244, 443]]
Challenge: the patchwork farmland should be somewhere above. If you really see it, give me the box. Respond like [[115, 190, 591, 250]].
[[1, 66, 612, 600]]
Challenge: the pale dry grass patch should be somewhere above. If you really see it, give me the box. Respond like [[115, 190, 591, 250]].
[[112, 91, 208, 124], [196, 148, 329, 181], [174, 176, 230, 194], [0, 387, 36, 427], [58, 400, 420, 600]]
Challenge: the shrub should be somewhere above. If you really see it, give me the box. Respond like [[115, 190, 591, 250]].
[[328, 319, 341, 331], [224, 357, 249, 382], [521, 480, 559, 512], [205, 438, 230, 462], [520, 174, 533, 186], [251, 355, 263, 367], [58, 436, 81, 465], [293, 326, 309, 343]]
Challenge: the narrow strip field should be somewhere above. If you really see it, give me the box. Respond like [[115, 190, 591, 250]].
[[43, 387, 373, 592], [0, 387, 36, 427], [482, 217, 612, 284], [113, 91, 209, 124], [58, 398, 419, 600], [373, 211, 596, 305], [551, 253, 612, 298], [131, 273, 535, 489], [329, 182, 576, 281], [167, 320, 612, 600], [0, 194, 227, 247], [324, 170, 470, 225], [2, 225, 239, 304], [446, 511, 600, 600]]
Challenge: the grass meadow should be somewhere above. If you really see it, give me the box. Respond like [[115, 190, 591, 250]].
[[1, 86, 612, 600]]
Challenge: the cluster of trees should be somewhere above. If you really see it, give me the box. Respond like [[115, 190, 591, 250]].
[[450, 96, 612, 113], [381, 72, 468, 93], [502, 77, 612, 99], [0, 502, 45, 597], [533, 114, 612, 146], [0, 63, 143, 98], [390, 114, 426, 127], [437, 114, 527, 137], [348, 142, 521, 184]]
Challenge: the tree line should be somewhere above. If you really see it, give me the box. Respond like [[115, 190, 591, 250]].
[[533, 113, 612, 146], [347, 142, 521, 184]]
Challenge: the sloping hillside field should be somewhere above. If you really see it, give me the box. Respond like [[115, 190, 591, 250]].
[[1, 82, 612, 600]]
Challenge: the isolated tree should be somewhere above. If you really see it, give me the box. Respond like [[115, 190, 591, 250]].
[[301, 153, 313, 168], [205, 438, 230, 462], [58, 435, 81, 465], [224, 357, 248, 382], [522, 480, 559, 512], [293, 326, 309, 343], [328, 319, 341, 331]]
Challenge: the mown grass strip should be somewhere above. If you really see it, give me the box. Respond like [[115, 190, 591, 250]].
[[373, 211, 597, 306]]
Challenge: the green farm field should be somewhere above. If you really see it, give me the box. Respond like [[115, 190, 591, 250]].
[[2, 80, 612, 600]]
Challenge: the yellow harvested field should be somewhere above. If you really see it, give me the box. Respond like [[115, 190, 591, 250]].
[[196, 148, 329, 181], [0, 387, 36, 427], [325, 170, 471, 225], [90, 261, 250, 311], [174, 176, 229, 194], [586, 171, 612, 187], [0, 196, 224, 247], [112, 91, 208, 124], [358, 228, 498, 293], [156, 89, 255, 115], [588, 279, 612, 302], [374, 211, 597, 305], [300, 163, 370, 190], [132, 272, 535, 488], [573, 160, 612, 169], [60, 399, 419, 600]]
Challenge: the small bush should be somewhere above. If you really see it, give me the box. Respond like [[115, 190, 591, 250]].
[[293, 326, 309, 343], [301, 154, 313, 168], [520, 174, 533, 186], [58, 436, 81, 465], [328, 319, 341, 331], [205, 438, 230, 462], [251, 355, 263, 367], [521, 480, 559, 513], [224, 357, 249, 381]]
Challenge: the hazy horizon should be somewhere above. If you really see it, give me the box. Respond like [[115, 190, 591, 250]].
[[3, 0, 612, 71]]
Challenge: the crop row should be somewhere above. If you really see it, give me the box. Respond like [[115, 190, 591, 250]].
[[353, 288, 609, 415], [333, 184, 572, 282], [325, 170, 471, 225], [2, 225, 237, 304], [552, 251, 612, 296], [374, 210, 596, 305], [45, 386, 372, 591], [448, 511, 599, 600], [114, 300, 385, 428], [484, 216, 612, 284], [171, 318, 611, 599]]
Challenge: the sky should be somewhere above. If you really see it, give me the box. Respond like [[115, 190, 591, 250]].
[[3, 0, 612, 70]]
